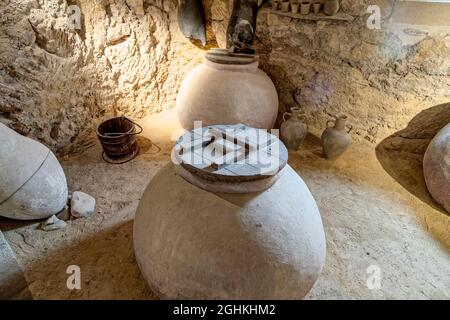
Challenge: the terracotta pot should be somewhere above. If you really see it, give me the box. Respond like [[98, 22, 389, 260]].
[[272, 0, 280, 10], [291, 2, 300, 14], [134, 164, 326, 299], [176, 49, 279, 130], [280, 0, 290, 12], [313, 2, 321, 14], [323, 0, 339, 16], [300, 1, 311, 15], [0, 123, 68, 220], [321, 114, 352, 160], [280, 107, 308, 151]]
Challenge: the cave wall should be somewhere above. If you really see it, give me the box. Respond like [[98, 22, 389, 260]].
[[0, 0, 449, 153], [251, 0, 450, 142], [0, 0, 206, 154]]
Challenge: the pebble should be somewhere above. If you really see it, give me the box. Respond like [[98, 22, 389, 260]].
[[41, 215, 67, 231], [70, 191, 96, 218]]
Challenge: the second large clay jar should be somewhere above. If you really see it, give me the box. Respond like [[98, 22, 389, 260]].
[[134, 164, 326, 299], [176, 49, 279, 130], [423, 123, 450, 213], [0, 123, 68, 220]]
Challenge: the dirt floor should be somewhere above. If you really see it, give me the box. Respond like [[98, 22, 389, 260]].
[[1, 109, 449, 300]]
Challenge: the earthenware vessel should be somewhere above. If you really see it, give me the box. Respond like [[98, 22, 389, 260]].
[[134, 163, 326, 299], [176, 48, 278, 130], [423, 123, 450, 213], [300, 1, 311, 14], [313, 2, 321, 14], [321, 114, 352, 160], [178, 0, 206, 46], [323, 0, 339, 16], [281, 0, 290, 12], [280, 107, 308, 151], [291, 1, 300, 14], [272, 0, 279, 10], [0, 123, 68, 220]]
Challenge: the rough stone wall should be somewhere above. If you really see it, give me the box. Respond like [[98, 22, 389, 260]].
[[1, 0, 449, 153], [252, 0, 450, 143], [0, 0, 206, 154], [198, 0, 450, 143]]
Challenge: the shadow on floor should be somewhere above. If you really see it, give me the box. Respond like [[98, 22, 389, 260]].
[[18, 220, 157, 299], [376, 103, 450, 215]]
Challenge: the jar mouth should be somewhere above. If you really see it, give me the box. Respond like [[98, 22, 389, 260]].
[[204, 57, 259, 71], [204, 48, 259, 71]]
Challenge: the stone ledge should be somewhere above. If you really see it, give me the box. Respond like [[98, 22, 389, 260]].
[[270, 9, 354, 22]]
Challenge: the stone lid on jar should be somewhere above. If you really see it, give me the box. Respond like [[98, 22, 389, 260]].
[[205, 48, 259, 65], [173, 124, 288, 193]]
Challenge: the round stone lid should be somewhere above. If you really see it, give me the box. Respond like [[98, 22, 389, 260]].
[[174, 124, 288, 189], [205, 48, 258, 65]]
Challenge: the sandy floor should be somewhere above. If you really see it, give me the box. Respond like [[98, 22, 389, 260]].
[[1, 109, 449, 300]]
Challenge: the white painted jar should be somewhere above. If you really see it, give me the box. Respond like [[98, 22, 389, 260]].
[[133, 163, 326, 299], [0, 123, 68, 220], [176, 49, 279, 130], [423, 123, 450, 213]]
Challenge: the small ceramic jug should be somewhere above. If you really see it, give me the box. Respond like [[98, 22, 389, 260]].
[[323, 0, 339, 16], [280, 107, 308, 151], [321, 114, 352, 160]]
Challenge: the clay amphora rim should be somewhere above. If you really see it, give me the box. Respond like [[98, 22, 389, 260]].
[[204, 57, 259, 72]]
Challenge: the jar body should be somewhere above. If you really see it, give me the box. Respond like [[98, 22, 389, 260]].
[[0, 123, 68, 220], [176, 58, 279, 130], [134, 164, 326, 299], [423, 123, 450, 213]]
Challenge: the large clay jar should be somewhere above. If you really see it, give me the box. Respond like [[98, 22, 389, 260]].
[[423, 123, 450, 213], [176, 49, 279, 130], [134, 164, 326, 299], [280, 107, 308, 151], [323, 0, 339, 16], [321, 114, 352, 160], [0, 123, 68, 220]]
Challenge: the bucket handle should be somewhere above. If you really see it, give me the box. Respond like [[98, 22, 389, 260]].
[[97, 117, 143, 138]]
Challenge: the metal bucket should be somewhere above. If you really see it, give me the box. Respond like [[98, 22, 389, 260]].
[[96, 116, 143, 164]]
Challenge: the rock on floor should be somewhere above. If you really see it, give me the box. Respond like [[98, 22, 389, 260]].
[[41, 215, 67, 232], [70, 191, 96, 218]]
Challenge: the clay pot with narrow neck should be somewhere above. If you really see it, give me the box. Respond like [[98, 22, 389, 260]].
[[313, 2, 321, 14], [323, 0, 339, 16], [321, 114, 352, 160], [176, 48, 279, 130], [280, 107, 308, 151]]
